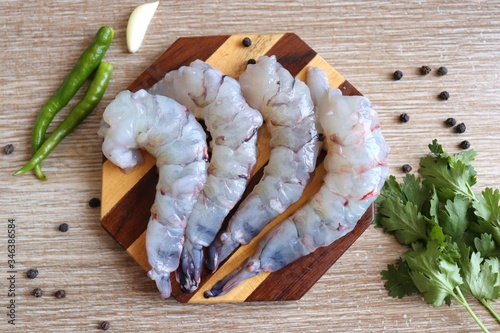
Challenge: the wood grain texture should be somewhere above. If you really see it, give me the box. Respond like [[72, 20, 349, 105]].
[[2, 0, 500, 331], [101, 33, 371, 303]]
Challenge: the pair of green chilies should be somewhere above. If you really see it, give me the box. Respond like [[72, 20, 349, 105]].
[[13, 26, 114, 179]]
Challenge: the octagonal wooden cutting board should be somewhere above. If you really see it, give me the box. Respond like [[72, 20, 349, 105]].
[[100, 33, 373, 303]]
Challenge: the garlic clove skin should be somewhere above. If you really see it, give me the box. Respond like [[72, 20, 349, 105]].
[[126, 1, 160, 53]]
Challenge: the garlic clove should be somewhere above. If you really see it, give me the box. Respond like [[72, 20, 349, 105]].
[[126, 1, 160, 53]]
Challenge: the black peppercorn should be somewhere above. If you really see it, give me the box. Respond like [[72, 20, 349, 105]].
[[402, 164, 412, 173], [27, 269, 39, 279], [437, 66, 448, 76], [55, 290, 66, 299], [399, 113, 410, 123], [439, 91, 450, 100], [247, 58, 256, 65], [393, 70, 403, 80], [4, 144, 14, 155], [88, 198, 101, 208], [460, 140, 471, 149], [58, 223, 69, 232], [445, 117, 457, 127], [420, 65, 432, 75], [242, 37, 252, 47], [456, 122, 466, 134], [33, 288, 43, 298], [100, 321, 111, 331]]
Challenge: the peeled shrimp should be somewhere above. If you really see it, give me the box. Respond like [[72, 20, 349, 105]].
[[149, 60, 263, 292], [207, 55, 322, 271], [205, 67, 389, 298], [98, 89, 208, 299]]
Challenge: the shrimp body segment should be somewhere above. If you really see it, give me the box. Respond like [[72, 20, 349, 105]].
[[205, 67, 389, 298], [149, 60, 263, 292], [99, 90, 208, 299], [207, 56, 322, 271]]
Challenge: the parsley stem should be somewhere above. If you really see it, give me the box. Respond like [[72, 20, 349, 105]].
[[454, 287, 490, 333], [466, 183, 478, 202], [479, 298, 500, 324]]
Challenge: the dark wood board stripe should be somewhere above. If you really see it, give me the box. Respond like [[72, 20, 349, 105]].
[[338, 80, 362, 96], [246, 206, 373, 301], [128, 35, 230, 92], [101, 167, 158, 249], [266, 33, 317, 77]]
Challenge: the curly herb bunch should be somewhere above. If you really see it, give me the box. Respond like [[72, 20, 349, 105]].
[[375, 139, 500, 333]]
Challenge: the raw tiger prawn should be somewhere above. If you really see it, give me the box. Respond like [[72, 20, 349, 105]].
[[99, 89, 208, 299]]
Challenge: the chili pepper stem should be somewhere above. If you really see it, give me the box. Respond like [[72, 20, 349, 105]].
[[34, 164, 47, 180]]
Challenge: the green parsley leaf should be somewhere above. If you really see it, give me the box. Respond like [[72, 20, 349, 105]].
[[474, 234, 500, 258], [437, 195, 471, 241], [400, 174, 429, 212], [404, 241, 463, 307], [471, 188, 500, 244], [459, 245, 500, 301], [419, 153, 476, 202], [381, 258, 419, 299], [426, 217, 447, 246], [377, 199, 428, 245]]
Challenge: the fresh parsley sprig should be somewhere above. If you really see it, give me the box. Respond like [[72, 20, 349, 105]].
[[376, 139, 500, 333]]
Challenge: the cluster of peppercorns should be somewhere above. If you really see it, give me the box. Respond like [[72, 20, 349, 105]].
[[241, 37, 258, 66], [394, 65, 470, 173], [393, 65, 449, 100], [27, 268, 66, 299], [28, 197, 106, 328]]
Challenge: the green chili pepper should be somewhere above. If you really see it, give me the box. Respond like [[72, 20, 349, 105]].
[[30, 26, 114, 180], [14, 62, 113, 177]]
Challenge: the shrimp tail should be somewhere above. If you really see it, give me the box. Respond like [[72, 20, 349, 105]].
[[206, 231, 239, 271], [176, 239, 203, 293], [147, 269, 172, 300], [204, 258, 262, 298]]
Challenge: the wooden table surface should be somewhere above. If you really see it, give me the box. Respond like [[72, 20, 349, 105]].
[[2, 1, 500, 332]]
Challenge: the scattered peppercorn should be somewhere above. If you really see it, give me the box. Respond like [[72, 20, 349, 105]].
[[4, 144, 14, 155], [437, 66, 448, 76], [58, 223, 69, 232], [88, 197, 101, 208], [55, 290, 66, 299], [402, 164, 412, 173], [100, 321, 111, 331], [242, 37, 252, 47], [27, 269, 39, 279], [399, 113, 410, 123], [438, 91, 450, 100], [456, 122, 467, 134], [393, 70, 403, 80], [445, 117, 457, 127], [460, 140, 471, 150], [420, 65, 432, 75], [247, 58, 256, 65], [33, 288, 43, 298]]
